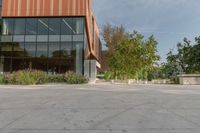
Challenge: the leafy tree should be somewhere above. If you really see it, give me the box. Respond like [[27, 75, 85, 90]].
[[141, 35, 160, 79], [176, 38, 192, 73], [147, 65, 165, 80], [107, 31, 160, 80], [102, 24, 128, 57], [163, 36, 200, 78], [189, 37, 200, 73]]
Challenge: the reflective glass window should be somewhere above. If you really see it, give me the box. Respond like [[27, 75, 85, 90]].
[[2, 19, 14, 35], [37, 35, 48, 42], [13, 35, 24, 42], [34, 58, 48, 72], [73, 35, 84, 42], [0, 42, 12, 57], [74, 42, 83, 74], [73, 18, 84, 34], [48, 42, 60, 58], [14, 19, 26, 34], [48, 58, 60, 74], [12, 58, 24, 72], [61, 18, 73, 35], [49, 18, 61, 35], [25, 35, 36, 42], [0, 17, 86, 74], [2, 58, 12, 72], [13, 42, 24, 57], [38, 18, 49, 35], [25, 43, 36, 57], [60, 42, 72, 58], [26, 18, 37, 35], [61, 35, 72, 42], [49, 35, 60, 42], [60, 58, 74, 73], [1, 36, 13, 42], [36, 42, 48, 58], [24, 58, 36, 70]]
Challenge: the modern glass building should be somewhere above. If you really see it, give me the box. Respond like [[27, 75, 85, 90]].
[[0, 0, 101, 78]]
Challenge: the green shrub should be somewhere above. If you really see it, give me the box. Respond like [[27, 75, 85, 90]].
[[2, 74, 15, 84], [64, 71, 88, 84], [103, 71, 112, 80], [170, 76, 180, 84], [29, 70, 48, 84], [3, 70, 47, 85], [47, 72, 88, 84], [0, 75, 3, 84], [47, 75, 65, 83], [1, 70, 88, 85]]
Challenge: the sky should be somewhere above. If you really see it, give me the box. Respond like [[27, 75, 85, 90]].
[[92, 0, 200, 62]]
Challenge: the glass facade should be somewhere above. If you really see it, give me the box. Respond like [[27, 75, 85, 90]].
[[0, 17, 85, 74]]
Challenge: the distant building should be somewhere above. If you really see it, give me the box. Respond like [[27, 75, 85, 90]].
[[0, 0, 101, 79]]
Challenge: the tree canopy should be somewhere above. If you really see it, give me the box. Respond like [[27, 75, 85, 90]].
[[162, 37, 200, 78], [102, 24, 160, 80]]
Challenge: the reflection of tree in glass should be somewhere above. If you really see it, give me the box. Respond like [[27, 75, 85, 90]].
[[51, 50, 62, 58], [39, 54, 47, 58], [71, 50, 76, 61], [12, 42, 27, 57], [60, 50, 69, 58], [1, 43, 13, 56], [52, 50, 74, 58], [0, 23, 2, 34]]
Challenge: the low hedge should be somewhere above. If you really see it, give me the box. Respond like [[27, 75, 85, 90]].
[[64, 71, 88, 84], [0, 74, 3, 84], [47, 74, 65, 83], [2, 70, 48, 85], [47, 72, 88, 84], [0, 70, 88, 85]]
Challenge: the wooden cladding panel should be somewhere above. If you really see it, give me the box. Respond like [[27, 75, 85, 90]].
[[2, 0, 87, 17]]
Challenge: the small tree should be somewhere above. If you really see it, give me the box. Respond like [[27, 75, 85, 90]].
[[107, 31, 160, 80], [102, 24, 128, 62], [163, 36, 200, 78]]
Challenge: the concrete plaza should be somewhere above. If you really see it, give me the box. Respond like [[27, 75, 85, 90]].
[[0, 84, 200, 133]]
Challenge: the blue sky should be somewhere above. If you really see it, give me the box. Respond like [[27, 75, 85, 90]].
[[92, 0, 200, 62]]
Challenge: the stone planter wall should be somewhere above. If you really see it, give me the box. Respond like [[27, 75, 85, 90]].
[[179, 74, 200, 85], [151, 79, 172, 84], [111, 79, 148, 85]]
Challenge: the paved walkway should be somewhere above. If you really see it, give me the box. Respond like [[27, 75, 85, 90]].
[[0, 84, 200, 133]]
